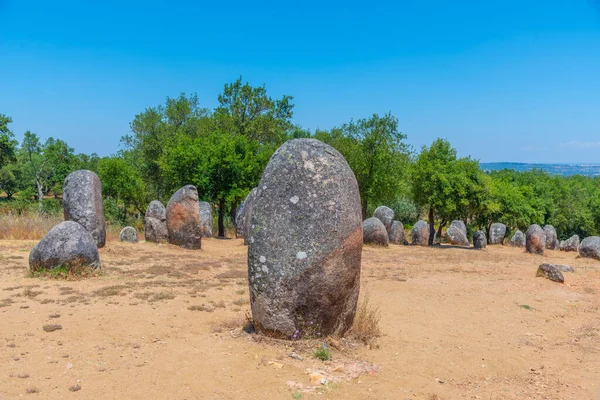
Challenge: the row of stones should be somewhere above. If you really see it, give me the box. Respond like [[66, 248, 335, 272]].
[[362, 209, 600, 261]]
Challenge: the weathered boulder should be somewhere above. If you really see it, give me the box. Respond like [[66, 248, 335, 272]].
[[412, 220, 429, 246], [236, 188, 257, 245], [144, 200, 168, 243], [510, 230, 525, 247], [544, 225, 558, 250], [63, 170, 106, 248], [526, 224, 546, 255], [473, 230, 487, 249], [373, 206, 394, 233], [389, 221, 406, 245], [544, 264, 575, 273], [29, 221, 101, 271], [559, 235, 579, 252], [119, 226, 138, 243], [248, 139, 362, 337], [166, 185, 202, 250], [579, 236, 600, 261], [536, 264, 564, 283], [363, 217, 389, 246], [446, 220, 469, 246], [198, 201, 212, 238], [489, 223, 506, 245]]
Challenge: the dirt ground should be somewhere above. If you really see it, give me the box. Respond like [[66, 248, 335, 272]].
[[1, 238, 599, 400]]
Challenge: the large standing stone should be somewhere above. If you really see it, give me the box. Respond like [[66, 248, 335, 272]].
[[526, 224, 546, 255], [446, 220, 469, 246], [248, 139, 362, 337], [236, 188, 257, 245], [579, 236, 600, 261], [389, 221, 406, 245], [144, 200, 168, 243], [510, 230, 525, 247], [489, 223, 506, 245], [63, 170, 106, 248], [29, 221, 101, 271], [373, 206, 394, 233], [544, 225, 558, 250], [412, 220, 429, 246], [198, 201, 212, 238], [473, 230, 487, 249], [559, 235, 579, 252], [363, 217, 389, 246], [536, 264, 564, 283], [166, 185, 202, 250], [119, 226, 138, 243]]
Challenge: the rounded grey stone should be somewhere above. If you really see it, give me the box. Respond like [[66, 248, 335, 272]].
[[363, 217, 389, 246], [526, 224, 546, 255], [248, 139, 362, 338], [489, 223, 506, 245], [560, 235, 580, 252], [389, 221, 406, 245], [373, 206, 394, 233], [29, 221, 101, 271], [144, 200, 168, 243], [411, 220, 429, 246], [543, 225, 558, 250], [166, 185, 202, 250], [447, 220, 468, 246], [510, 230, 525, 247], [236, 188, 258, 245], [198, 201, 213, 238], [473, 230, 487, 249], [579, 236, 600, 261], [63, 170, 106, 248], [119, 226, 138, 243]]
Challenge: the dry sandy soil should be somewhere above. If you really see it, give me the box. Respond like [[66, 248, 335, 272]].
[[1, 238, 599, 400]]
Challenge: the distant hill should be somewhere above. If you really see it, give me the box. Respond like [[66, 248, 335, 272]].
[[480, 162, 600, 177]]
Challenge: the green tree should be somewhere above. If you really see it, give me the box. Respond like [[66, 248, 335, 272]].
[[0, 114, 18, 169], [0, 163, 21, 199], [316, 113, 411, 218], [412, 138, 489, 245], [97, 155, 146, 220]]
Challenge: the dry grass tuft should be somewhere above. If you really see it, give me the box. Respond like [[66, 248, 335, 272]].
[[93, 285, 129, 297], [188, 304, 213, 312], [29, 264, 101, 280], [43, 324, 62, 332], [148, 291, 176, 302], [348, 290, 381, 344], [69, 384, 82, 392]]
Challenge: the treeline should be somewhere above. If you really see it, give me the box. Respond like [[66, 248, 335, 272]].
[[1, 78, 599, 240]]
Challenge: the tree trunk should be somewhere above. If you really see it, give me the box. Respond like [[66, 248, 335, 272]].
[[436, 219, 447, 239], [36, 176, 43, 212], [361, 199, 368, 221], [218, 198, 226, 238], [428, 207, 435, 246], [230, 201, 238, 231]]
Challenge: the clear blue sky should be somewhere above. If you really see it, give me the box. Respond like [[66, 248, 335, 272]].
[[1, 0, 599, 163]]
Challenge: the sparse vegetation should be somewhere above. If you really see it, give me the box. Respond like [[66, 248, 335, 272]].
[[188, 305, 213, 312], [29, 264, 101, 280], [43, 324, 62, 332], [349, 290, 381, 344], [313, 343, 332, 361], [69, 384, 81, 392]]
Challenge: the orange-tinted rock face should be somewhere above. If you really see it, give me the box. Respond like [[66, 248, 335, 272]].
[[166, 185, 202, 250], [526, 224, 546, 255]]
